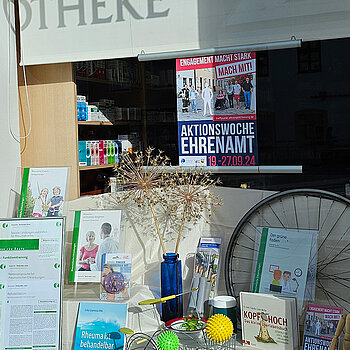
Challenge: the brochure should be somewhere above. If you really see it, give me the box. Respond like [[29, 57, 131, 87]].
[[303, 303, 343, 350], [69, 210, 122, 283], [252, 227, 315, 313], [74, 302, 128, 350], [18, 167, 69, 218], [240, 292, 298, 350], [100, 253, 132, 301], [0, 217, 64, 350]]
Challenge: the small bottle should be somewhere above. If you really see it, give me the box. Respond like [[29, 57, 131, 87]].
[[109, 177, 117, 193]]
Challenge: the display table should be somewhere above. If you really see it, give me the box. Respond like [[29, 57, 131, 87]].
[[62, 187, 275, 350]]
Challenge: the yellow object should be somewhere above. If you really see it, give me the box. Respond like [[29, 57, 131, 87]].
[[138, 297, 171, 305], [118, 328, 134, 335], [136, 339, 147, 345], [138, 288, 199, 305], [206, 314, 233, 343]]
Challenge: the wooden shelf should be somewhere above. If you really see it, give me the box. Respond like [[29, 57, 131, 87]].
[[78, 120, 141, 126], [80, 189, 104, 196], [78, 121, 113, 126], [79, 164, 117, 171]]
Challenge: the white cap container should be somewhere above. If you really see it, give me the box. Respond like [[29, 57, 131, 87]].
[[213, 295, 237, 308]]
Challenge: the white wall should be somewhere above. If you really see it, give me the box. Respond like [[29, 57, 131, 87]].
[[0, 2, 21, 217], [19, 0, 350, 65]]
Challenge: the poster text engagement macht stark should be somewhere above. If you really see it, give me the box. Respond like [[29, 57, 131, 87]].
[[176, 52, 258, 167]]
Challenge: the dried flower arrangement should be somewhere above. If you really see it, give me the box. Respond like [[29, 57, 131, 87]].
[[113, 148, 221, 255]]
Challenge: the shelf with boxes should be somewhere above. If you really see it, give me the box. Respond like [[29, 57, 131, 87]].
[[75, 58, 141, 87], [77, 95, 142, 124], [74, 58, 145, 196], [74, 57, 178, 195], [77, 95, 140, 169]]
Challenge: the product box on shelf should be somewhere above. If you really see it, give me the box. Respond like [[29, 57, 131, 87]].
[[90, 101, 113, 122], [120, 140, 132, 153], [122, 107, 129, 120], [86, 141, 92, 166], [78, 141, 88, 166], [78, 140, 122, 167], [106, 140, 115, 164], [129, 132, 142, 151], [87, 105, 101, 121], [87, 60, 105, 80], [103, 140, 108, 164], [99, 140, 106, 165], [89, 140, 99, 166], [77, 95, 86, 102], [77, 95, 88, 121], [114, 140, 120, 164], [75, 61, 88, 77]]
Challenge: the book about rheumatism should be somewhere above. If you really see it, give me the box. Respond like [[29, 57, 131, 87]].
[[74, 302, 127, 350]]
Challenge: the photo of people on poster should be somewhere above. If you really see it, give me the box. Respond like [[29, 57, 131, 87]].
[[176, 52, 258, 167]]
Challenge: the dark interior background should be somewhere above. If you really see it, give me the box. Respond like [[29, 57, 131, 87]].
[[76, 37, 350, 197]]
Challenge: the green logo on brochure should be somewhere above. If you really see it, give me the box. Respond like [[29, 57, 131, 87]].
[[2, 223, 8, 228], [0, 264, 6, 269], [54, 283, 59, 288], [54, 263, 60, 268], [0, 284, 4, 289], [56, 222, 61, 227]]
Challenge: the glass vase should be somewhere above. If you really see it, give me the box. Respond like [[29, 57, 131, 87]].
[[161, 253, 183, 322]]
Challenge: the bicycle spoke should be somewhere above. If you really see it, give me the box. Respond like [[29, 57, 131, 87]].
[[235, 243, 259, 253], [316, 278, 342, 309], [241, 227, 258, 243], [280, 197, 290, 228], [268, 203, 286, 228], [230, 269, 253, 273], [318, 272, 350, 282], [317, 275, 349, 311], [316, 280, 332, 307], [317, 226, 350, 268], [257, 210, 275, 228], [310, 200, 347, 265], [293, 195, 299, 230], [318, 255, 350, 268], [317, 200, 335, 244], [317, 205, 347, 254], [321, 275, 350, 289], [231, 256, 257, 262], [319, 270, 350, 277]]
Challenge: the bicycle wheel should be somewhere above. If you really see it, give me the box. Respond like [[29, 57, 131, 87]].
[[225, 188, 350, 315]]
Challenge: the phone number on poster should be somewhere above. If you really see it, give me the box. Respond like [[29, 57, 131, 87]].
[[208, 155, 256, 166]]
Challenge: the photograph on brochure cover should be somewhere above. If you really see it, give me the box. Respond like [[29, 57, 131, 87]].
[[18, 167, 70, 218], [69, 210, 123, 283]]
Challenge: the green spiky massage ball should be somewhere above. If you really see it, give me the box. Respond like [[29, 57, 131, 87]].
[[206, 314, 233, 343], [157, 331, 179, 350]]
